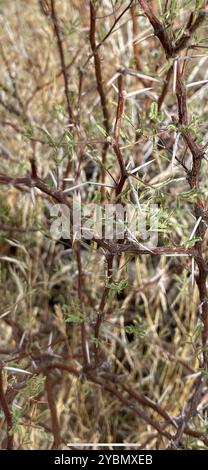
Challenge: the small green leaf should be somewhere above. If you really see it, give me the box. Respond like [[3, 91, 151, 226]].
[[37, 126, 56, 148]]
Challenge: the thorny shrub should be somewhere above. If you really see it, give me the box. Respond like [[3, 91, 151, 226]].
[[0, 0, 208, 450]]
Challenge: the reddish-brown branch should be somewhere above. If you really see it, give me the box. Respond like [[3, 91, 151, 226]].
[[138, 0, 173, 58], [44, 362, 208, 447], [114, 75, 125, 141], [137, 3, 208, 379], [48, 361, 173, 441], [174, 64, 208, 371], [89, 1, 111, 198], [96, 239, 195, 257], [75, 244, 90, 368], [85, 1, 134, 67], [158, 65, 173, 111], [136, 1, 208, 445], [174, 10, 207, 54], [0, 163, 67, 205], [113, 74, 128, 198], [45, 373, 61, 449], [76, 69, 84, 128], [0, 363, 13, 450], [89, 1, 110, 134], [124, 381, 208, 447], [139, 0, 208, 369], [176, 66, 188, 126], [50, 0, 73, 123], [130, 4, 142, 72], [138, 1, 206, 58], [123, 385, 176, 426], [87, 372, 173, 441], [94, 254, 114, 364]]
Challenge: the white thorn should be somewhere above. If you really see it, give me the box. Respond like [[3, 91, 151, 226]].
[[189, 216, 202, 240]]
